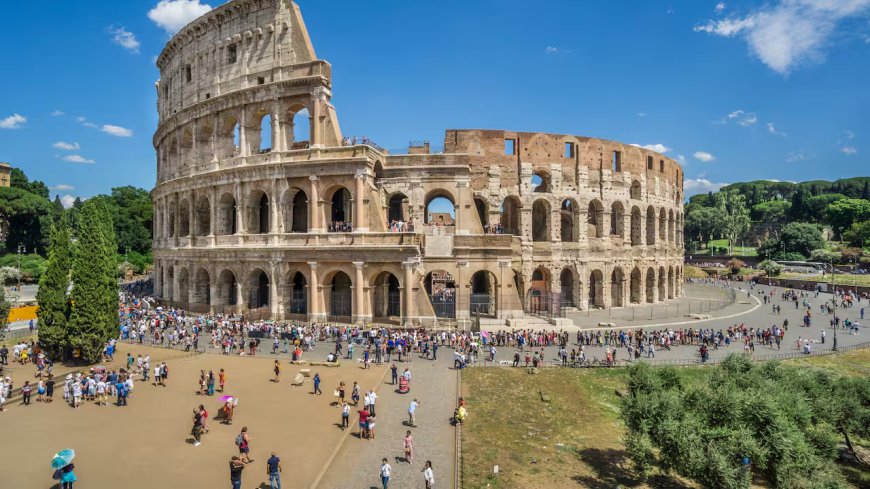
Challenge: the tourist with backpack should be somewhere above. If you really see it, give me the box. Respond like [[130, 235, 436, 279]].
[[236, 426, 254, 463]]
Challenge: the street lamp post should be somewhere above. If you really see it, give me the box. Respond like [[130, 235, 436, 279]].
[[830, 259, 838, 352], [17, 243, 26, 291]]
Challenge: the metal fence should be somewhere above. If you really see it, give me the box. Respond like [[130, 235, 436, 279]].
[[570, 283, 739, 323]]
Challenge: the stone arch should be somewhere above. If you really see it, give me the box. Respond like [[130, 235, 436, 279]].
[[630, 180, 642, 200], [668, 266, 675, 299], [217, 113, 239, 160], [560, 199, 579, 242], [474, 196, 489, 229], [372, 271, 402, 319], [194, 195, 210, 236], [588, 269, 604, 308], [216, 269, 238, 307], [258, 112, 273, 153], [325, 185, 352, 230], [247, 188, 271, 234], [177, 267, 190, 303], [287, 271, 308, 315], [281, 187, 308, 233], [167, 137, 178, 176], [424, 190, 456, 225], [668, 209, 675, 243], [388, 192, 409, 223], [289, 106, 310, 149], [532, 199, 551, 242], [192, 267, 210, 306], [532, 170, 550, 193], [645, 267, 655, 303], [195, 119, 214, 164], [178, 198, 191, 236], [646, 206, 656, 245], [167, 204, 176, 237], [630, 267, 642, 304], [630, 206, 642, 246], [560, 268, 579, 308], [324, 270, 353, 320], [165, 265, 175, 301], [658, 266, 666, 301], [528, 266, 552, 314], [659, 208, 667, 241], [217, 192, 237, 235], [587, 199, 604, 238], [610, 267, 624, 307], [248, 268, 270, 309], [500, 195, 522, 236], [179, 128, 193, 170], [610, 201, 625, 238], [424, 270, 456, 319], [469, 270, 497, 317]]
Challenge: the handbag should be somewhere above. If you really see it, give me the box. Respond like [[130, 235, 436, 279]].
[[333, 390, 340, 397]]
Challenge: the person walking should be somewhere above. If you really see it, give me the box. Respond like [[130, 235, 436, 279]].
[[236, 427, 254, 463], [21, 381, 32, 405], [313, 373, 322, 395], [266, 452, 282, 489], [422, 460, 434, 489], [229, 456, 247, 489], [219, 368, 226, 392], [408, 398, 420, 427], [391, 364, 398, 385], [379, 458, 392, 489], [57, 462, 77, 489], [191, 407, 203, 446], [403, 430, 414, 464], [273, 360, 281, 383], [341, 401, 350, 429]]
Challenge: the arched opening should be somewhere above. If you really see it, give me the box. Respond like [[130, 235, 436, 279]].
[[668, 210, 675, 243], [372, 272, 401, 319], [560, 268, 577, 308], [194, 196, 210, 236], [180, 129, 193, 170], [532, 171, 550, 193], [247, 190, 270, 234], [424, 193, 455, 226], [327, 271, 352, 320], [232, 123, 240, 153], [499, 196, 521, 236], [179, 199, 191, 237], [196, 120, 213, 164], [216, 269, 238, 307], [532, 199, 550, 242], [645, 268, 655, 303], [659, 208, 667, 241], [630, 206, 642, 246], [388, 193, 408, 224], [587, 200, 604, 238], [177, 267, 190, 304], [259, 113, 272, 153], [560, 199, 578, 242], [658, 266, 666, 302], [290, 108, 310, 149], [217, 114, 239, 160], [474, 197, 489, 230], [646, 206, 656, 245], [248, 269, 270, 309], [470, 270, 496, 317], [610, 268, 624, 307], [165, 266, 174, 301], [588, 269, 604, 309], [192, 268, 210, 307], [667, 266, 675, 299], [290, 189, 308, 232], [528, 267, 553, 315], [328, 187, 352, 231], [168, 138, 178, 176], [610, 202, 625, 238], [630, 180, 642, 200], [288, 271, 307, 315], [217, 193, 237, 235], [425, 271, 456, 319], [167, 206, 176, 237], [630, 267, 642, 303]]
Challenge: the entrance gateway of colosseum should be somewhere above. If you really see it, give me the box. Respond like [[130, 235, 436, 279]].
[[151, 0, 684, 328]]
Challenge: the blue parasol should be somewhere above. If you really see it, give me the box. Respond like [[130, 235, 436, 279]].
[[51, 449, 75, 469]]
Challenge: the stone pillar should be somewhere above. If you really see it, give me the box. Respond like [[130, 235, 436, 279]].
[[550, 206, 561, 242], [239, 108, 248, 157], [209, 188, 217, 236], [498, 260, 511, 319], [310, 88, 327, 148], [269, 262, 280, 318], [307, 262, 324, 321], [269, 182, 278, 234], [403, 261, 416, 326], [188, 190, 196, 238], [191, 123, 198, 171], [354, 171, 368, 232], [236, 279, 245, 313], [211, 115, 219, 163], [153, 262, 162, 297], [272, 102, 284, 152], [209, 278, 219, 315], [353, 261, 366, 324], [308, 176, 321, 232], [455, 180, 468, 235], [234, 183, 245, 234]]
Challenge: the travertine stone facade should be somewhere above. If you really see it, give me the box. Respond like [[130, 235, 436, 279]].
[[152, 0, 684, 327]]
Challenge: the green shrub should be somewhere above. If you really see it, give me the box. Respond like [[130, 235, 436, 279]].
[[0, 253, 47, 282]]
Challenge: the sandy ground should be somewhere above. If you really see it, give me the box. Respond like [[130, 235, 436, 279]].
[[0, 344, 385, 489]]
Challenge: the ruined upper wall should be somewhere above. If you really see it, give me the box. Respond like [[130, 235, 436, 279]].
[[155, 0, 324, 123], [443, 129, 683, 190]]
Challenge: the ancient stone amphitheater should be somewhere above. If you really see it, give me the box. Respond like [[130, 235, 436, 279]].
[[151, 0, 684, 327]]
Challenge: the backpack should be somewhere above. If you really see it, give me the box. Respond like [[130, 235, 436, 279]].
[[236, 433, 244, 446]]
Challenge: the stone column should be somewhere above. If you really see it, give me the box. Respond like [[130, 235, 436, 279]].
[[239, 108, 248, 157], [209, 279, 219, 315], [354, 170, 368, 232], [188, 189, 196, 238], [403, 261, 416, 326], [269, 182, 278, 234], [307, 261, 324, 321], [353, 261, 366, 324], [209, 187, 218, 236], [270, 262, 280, 318], [211, 115, 219, 163], [191, 123, 198, 171], [498, 260, 511, 319], [455, 180, 468, 235], [153, 262, 162, 298], [308, 176, 321, 232], [310, 88, 328, 148], [234, 183, 245, 235], [272, 102, 284, 152]]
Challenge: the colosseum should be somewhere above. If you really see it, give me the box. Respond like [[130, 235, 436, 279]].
[[151, 0, 685, 328]]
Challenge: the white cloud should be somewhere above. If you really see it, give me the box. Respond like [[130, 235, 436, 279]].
[[841, 146, 858, 155], [51, 110, 65, 116], [148, 0, 213, 35], [52, 141, 80, 151], [62, 155, 96, 164], [693, 151, 716, 162], [51, 184, 75, 191], [60, 195, 77, 208], [715, 2, 726, 14], [0, 113, 26, 129], [767, 122, 787, 137], [101, 124, 133, 137], [676, 154, 687, 164], [108, 26, 140, 53], [630, 143, 671, 153], [684, 178, 728, 195], [786, 150, 808, 162], [694, 0, 870, 74], [545, 46, 559, 54], [722, 109, 758, 126]]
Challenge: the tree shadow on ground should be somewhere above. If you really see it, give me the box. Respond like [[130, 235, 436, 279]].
[[572, 448, 692, 489]]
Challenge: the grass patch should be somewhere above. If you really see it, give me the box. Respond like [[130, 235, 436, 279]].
[[779, 272, 870, 287], [683, 265, 708, 279]]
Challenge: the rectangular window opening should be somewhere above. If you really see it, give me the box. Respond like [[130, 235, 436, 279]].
[[659, 160, 664, 172], [227, 44, 237, 64], [257, 76, 265, 85], [205, 93, 211, 99], [504, 138, 516, 156], [647, 155, 653, 170], [185, 65, 192, 83], [564, 142, 575, 158], [612, 150, 622, 172]]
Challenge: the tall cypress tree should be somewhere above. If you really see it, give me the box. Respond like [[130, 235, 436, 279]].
[[0, 286, 10, 337], [36, 214, 73, 359], [67, 200, 118, 363]]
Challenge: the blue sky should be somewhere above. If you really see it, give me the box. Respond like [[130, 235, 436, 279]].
[[1, 0, 868, 206]]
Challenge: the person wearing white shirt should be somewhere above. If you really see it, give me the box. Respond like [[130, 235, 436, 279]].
[[369, 391, 378, 416], [422, 460, 434, 489], [96, 380, 107, 406], [379, 458, 391, 489]]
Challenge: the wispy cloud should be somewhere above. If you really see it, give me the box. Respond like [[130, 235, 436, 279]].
[[0, 113, 26, 129], [51, 110, 65, 117], [61, 154, 95, 164], [685, 177, 728, 195], [715, 2, 726, 14], [148, 0, 213, 35], [52, 141, 80, 151], [841, 146, 858, 155], [108, 25, 140, 53], [722, 109, 758, 126], [693, 151, 716, 162], [101, 124, 133, 137], [51, 184, 75, 191], [694, 0, 870, 74], [786, 150, 809, 162], [630, 143, 671, 153], [766, 122, 787, 137]]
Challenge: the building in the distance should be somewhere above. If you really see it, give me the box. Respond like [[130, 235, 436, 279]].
[[151, 0, 684, 327], [0, 162, 11, 187]]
